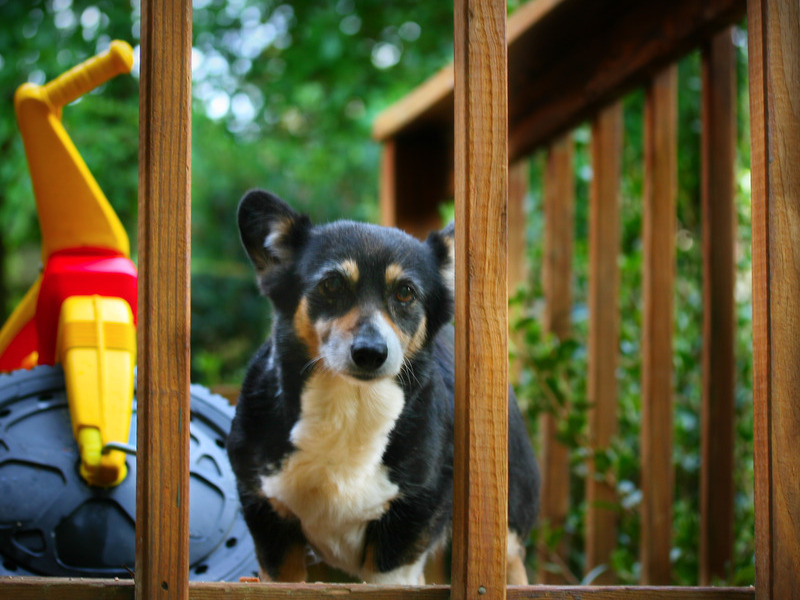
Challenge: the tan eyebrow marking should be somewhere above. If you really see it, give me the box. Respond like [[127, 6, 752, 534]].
[[385, 263, 405, 285], [340, 259, 359, 283]]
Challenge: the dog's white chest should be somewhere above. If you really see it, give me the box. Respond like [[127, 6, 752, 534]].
[[260, 373, 405, 574]]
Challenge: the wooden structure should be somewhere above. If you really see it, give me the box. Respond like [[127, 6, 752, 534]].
[[2, 0, 798, 599], [375, 0, 799, 596]]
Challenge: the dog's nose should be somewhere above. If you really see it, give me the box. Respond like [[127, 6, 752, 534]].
[[351, 336, 388, 371]]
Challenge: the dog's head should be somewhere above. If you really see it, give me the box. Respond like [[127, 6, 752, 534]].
[[239, 189, 454, 382]]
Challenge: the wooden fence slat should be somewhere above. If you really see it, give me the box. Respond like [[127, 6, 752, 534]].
[[378, 132, 453, 238], [747, 0, 800, 598], [0, 578, 758, 600], [136, 1, 193, 599], [379, 139, 398, 229], [509, 160, 529, 383], [508, 160, 530, 296], [538, 133, 574, 584], [586, 102, 623, 585], [451, 1, 509, 599], [699, 28, 737, 586], [640, 65, 677, 586]]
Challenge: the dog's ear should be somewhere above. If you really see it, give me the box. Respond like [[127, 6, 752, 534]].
[[426, 221, 455, 293], [238, 189, 311, 293]]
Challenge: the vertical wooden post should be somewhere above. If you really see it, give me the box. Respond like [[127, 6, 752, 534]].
[[380, 140, 398, 229], [452, 0, 508, 599], [640, 65, 677, 586], [378, 133, 452, 239], [538, 133, 574, 584], [508, 160, 529, 383], [586, 102, 623, 585], [136, 1, 192, 599], [748, 1, 800, 598], [508, 160, 529, 297], [700, 28, 737, 586]]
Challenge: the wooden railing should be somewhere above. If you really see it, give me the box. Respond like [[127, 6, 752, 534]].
[[2, 0, 799, 598], [373, 0, 799, 597]]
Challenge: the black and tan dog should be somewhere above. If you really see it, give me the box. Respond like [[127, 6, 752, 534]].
[[227, 190, 540, 584]]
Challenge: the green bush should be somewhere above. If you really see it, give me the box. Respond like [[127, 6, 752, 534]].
[[511, 45, 754, 586]]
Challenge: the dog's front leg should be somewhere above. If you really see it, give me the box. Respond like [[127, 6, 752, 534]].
[[240, 492, 309, 582], [257, 542, 308, 583]]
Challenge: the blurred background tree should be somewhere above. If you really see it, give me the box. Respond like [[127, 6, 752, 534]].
[[0, 0, 461, 383]]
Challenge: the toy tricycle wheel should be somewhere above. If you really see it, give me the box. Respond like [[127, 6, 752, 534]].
[[0, 364, 257, 580]]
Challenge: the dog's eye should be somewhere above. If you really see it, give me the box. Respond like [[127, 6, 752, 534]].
[[320, 273, 345, 296], [395, 284, 416, 304]]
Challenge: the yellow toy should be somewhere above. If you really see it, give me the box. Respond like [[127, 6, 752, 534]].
[[0, 41, 137, 487]]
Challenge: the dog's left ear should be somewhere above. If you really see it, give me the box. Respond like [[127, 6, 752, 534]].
[[426, 221, 455, 293], [238, 189, 311, 294]]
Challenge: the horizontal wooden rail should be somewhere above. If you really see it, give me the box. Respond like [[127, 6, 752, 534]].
[[375, 0, 746, 238], [0, 578, 759, 600], [374, 0, 745, 158]]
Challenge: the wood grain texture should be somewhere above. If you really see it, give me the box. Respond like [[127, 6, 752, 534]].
[[538, 134, 574, 585], [699, 28, 737, 587], [640, 65, 677, 586], [0, 578, 757, 599], [188, 583, 755, 600], [747, 1, 800, 598], [586, 102, 623, 585], [451, 1, 508, 599], [136, 1, 193, 599], [0, 578, 134, 600]]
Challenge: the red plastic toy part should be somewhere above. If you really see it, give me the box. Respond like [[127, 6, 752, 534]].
[[35, 248, 138, 366]]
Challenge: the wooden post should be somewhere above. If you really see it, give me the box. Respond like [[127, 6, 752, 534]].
[[640, 65, 677, 586], [538, 133, 574, 584], [508, 160, 529, 297], [380, 140, 398, 229], [509, 160, 529, 383], [700, 28, 737, 586], [586, 102, 623, 585], [379, 133, 452, 239], [451, 0, 508, 599], [748, 1, 800, 598], [136, 1, 192, 599]]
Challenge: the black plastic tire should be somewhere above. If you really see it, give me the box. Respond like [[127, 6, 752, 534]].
[[0, 364, 258, 581]]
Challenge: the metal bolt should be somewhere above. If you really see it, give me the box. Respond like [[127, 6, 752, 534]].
[[478, 586, 487, 595]]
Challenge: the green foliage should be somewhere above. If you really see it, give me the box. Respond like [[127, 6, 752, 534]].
[[0, 1, 456, 382], [511, 39, 754, 586]]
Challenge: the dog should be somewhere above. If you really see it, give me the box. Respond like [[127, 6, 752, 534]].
[[227, 190, 540, 585]]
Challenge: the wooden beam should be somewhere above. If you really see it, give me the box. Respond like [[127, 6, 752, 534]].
[[538, 133, 574, 584], [374, 0, 746, 161], [586, 102, 623, 585], [508, 160, 529, 383], [508, 160, 530, 296], [0, 579, 758, 600], [640, 65, 677, 586], [747, 0, 800, 598], [699, 28, 737, 586], [451, 0, 508, 599], [378, 131, 453, 239], [136, 1, 192, 599]]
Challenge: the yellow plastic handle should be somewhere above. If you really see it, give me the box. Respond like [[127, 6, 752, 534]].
[[43, 40, 133, 109]]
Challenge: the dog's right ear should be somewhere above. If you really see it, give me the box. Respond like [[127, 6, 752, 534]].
[[238, 189, 311, 293]]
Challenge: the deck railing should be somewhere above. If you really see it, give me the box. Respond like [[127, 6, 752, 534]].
[[3, 0, 799, 598]]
